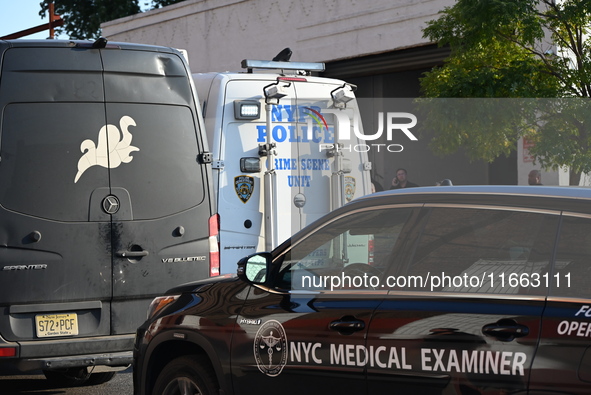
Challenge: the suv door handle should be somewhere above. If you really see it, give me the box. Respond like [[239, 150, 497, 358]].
[[116, 250, 149, 258], [330, 318, 365, 335], [482, 319, 529, 341]]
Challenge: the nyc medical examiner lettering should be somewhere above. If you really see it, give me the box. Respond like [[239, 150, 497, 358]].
[[289, 342, 527, 376]]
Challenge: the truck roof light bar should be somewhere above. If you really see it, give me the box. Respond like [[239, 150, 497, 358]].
[[241, 59, 325, 73]]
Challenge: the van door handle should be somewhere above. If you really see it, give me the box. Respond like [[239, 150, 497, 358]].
[[116, 250, 149, 258], [330, 318, 365, 334], [482, 319, 529, 341]]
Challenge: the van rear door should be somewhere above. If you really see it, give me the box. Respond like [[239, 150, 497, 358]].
[[0, 46, 112, 343], [100, 49, 212, 334]]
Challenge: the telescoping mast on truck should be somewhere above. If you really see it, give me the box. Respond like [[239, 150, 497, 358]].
[[193, 51, 373, 273]]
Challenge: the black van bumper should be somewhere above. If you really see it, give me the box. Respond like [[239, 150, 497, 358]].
[[0, 334, 134, 373]]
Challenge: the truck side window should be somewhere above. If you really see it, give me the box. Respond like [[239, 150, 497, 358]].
[[552, 215, 591, 299], [403, 207, 560, 295]]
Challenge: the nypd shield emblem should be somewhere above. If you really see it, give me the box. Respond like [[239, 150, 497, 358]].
[[235, 175, 255, 203], [344, 176, 356, 202]]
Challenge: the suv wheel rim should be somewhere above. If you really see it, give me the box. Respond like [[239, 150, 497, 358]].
[[162, 377, 202, 395]]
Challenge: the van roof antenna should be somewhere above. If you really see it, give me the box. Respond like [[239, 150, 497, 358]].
[[92, 37, 108, 49], [272, 48, 292, 62]]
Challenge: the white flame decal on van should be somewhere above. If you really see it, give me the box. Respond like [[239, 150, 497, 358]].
[[74, 116, 140, 183]]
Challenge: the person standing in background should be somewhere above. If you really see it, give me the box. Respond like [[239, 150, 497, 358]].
[[390, 168, 419, 189], [528, 170, 543, 185]]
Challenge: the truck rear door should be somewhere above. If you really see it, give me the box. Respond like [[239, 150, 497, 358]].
[[216, 79, 298, 269], [292, 79, 372, 226], [216, 77, 371, 272]]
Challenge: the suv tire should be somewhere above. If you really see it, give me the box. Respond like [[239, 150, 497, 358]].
[[153, 355, 219, 395]]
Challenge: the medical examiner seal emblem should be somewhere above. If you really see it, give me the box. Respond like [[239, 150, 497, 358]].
[[253, 320, 288, 377]]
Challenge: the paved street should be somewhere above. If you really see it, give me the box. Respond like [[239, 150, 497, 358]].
[[0, 367, 133, 395]]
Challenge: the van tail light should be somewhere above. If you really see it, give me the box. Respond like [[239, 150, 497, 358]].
[[209, 214, 220, 276], [368, 236, 375, 266], [0, 347, 16, 357]]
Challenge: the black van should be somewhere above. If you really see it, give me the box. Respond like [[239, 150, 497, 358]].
[[0, 39, 216, 385]]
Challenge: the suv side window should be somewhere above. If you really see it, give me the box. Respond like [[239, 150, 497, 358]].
[[403, 207, 560, 295], [551, 215, 591, 299], [278, 207, 415, 291]]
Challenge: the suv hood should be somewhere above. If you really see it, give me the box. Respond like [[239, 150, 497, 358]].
[[166, 273, 239, 294]]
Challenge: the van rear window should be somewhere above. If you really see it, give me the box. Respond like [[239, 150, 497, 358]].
[[0, 103, 109, 222], [0, 47, 204, 222]]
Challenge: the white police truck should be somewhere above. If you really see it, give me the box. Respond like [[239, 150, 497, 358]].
[[193, 53, 373, 273]]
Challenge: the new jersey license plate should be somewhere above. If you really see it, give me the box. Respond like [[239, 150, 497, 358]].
[[35, 313, 79, 338]]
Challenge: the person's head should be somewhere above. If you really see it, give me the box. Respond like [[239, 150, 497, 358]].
[[396, 168, 408, 183], [528, 170, 542, 185]]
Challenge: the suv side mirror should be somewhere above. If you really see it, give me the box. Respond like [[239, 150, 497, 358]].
[[237, 252, 272, 284]]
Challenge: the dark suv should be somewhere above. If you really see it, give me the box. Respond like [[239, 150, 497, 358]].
[[134, 186, 591, 394]]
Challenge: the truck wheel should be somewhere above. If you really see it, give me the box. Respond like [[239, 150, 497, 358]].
[[43, 368, 116, 387], [153, 355, 219, 395]]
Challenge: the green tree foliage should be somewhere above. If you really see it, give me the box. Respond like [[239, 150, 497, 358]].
[[149, 0, 184, 7], [39, 0, 185, 40], [420, 0, 591, 184]]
